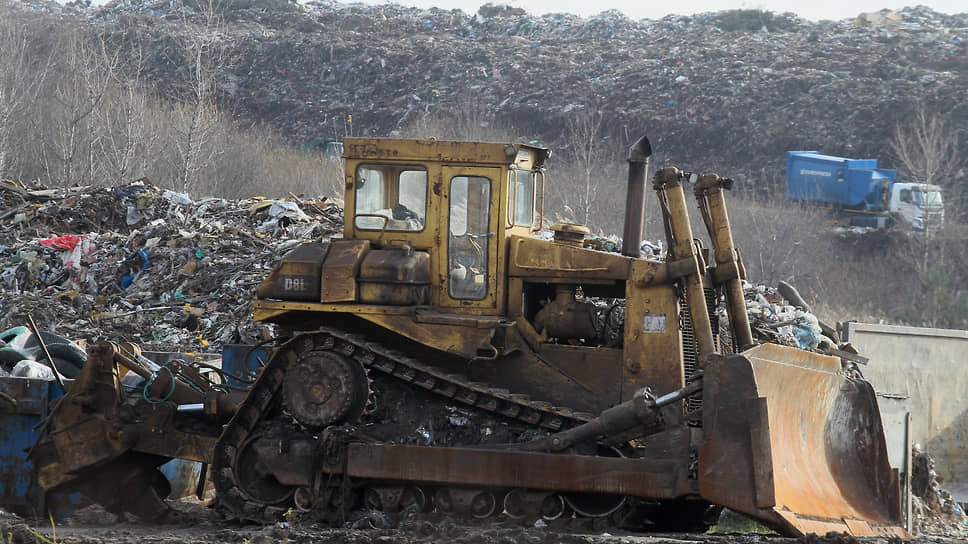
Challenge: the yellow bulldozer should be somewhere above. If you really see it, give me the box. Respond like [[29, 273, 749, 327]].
[[30, 135, 905, 536]]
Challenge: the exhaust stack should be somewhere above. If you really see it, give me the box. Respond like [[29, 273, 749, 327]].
[[622, 135, 652, 257]]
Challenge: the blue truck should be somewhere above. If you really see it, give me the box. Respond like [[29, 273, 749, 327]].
[[785, 151, 944, 230]]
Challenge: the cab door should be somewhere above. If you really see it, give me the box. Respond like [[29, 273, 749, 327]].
[[440, 166, 501, 311]]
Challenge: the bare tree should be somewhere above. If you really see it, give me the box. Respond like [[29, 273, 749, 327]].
[[0, 4, 51, 181], [889, 105, 966, 324], [92, 32, 157, 187], [563, 106, 605, 226], [890, 105, 965, 220], [40, 28, 113, 188], [398, 90, 514, 143], [168, 0, 228, 194]]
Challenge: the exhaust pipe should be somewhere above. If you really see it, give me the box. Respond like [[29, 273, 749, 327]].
[[622, 135, 652, 257]]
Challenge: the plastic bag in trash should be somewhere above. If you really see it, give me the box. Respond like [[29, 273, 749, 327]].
[[793, 324, 821, 350], [11, 360, 55, 380], [268, 201, 311, 222]]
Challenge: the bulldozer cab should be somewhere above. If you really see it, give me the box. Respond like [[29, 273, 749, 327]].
[[342, 138, 547, 312]]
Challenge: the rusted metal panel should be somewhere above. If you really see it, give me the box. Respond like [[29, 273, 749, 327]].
[[358, 248, 431, 305], [131, 428, 216, 464], [536, 344, 624, 407], [508, 236, 631, 282], [319, 239, 370, 302], [253, 300, 413, 322], [699, 345, 907, 537], [356, 313, 497, 360], [413, 310, 511, 329], [0, 378, 49, 416], [343, 138, 540, 166], [40, 417, 127, 489], [623, 274, 684, 400], [256, 242, 328, 301], [343, 444, 686, 498]]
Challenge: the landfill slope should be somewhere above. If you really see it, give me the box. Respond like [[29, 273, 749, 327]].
[[69, 1, 968, 182]]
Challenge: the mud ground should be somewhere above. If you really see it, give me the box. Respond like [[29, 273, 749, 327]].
[[0, 502, 961, 544]]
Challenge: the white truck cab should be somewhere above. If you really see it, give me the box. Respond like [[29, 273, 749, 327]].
[[890, 182, 944, 231]]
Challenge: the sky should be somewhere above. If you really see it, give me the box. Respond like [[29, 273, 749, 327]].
[[342, 0, 963, 22]]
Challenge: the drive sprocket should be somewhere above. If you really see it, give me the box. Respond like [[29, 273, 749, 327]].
[[282, 350, 369, 427]]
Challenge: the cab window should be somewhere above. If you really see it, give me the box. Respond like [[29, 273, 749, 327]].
[[510, 168, 534, 227], [448, 175, 491, 300], [354, 164, 427, 231]]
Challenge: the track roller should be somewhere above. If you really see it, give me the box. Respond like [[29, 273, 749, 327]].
[[503, 489, 568, 520], [293, 487, 314, 512], [563, 492, 627, 518], [434, 488, 499, 518], [233, 434, 295, 506]]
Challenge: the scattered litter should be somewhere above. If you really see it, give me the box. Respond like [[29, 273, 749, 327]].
[[0, 179, 342, 352], [741, 283, 823, 349], [912, 444, 968, 537]]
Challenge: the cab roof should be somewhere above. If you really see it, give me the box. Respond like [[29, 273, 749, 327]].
[[342, 137, 550, 168]]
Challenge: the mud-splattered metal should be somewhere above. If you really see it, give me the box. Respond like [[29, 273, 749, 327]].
[[700, 344, 907, 537]]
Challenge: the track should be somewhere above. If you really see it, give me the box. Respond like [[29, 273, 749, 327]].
[[211, 327, 596, 523]]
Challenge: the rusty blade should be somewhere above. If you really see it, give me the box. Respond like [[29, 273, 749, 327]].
[[700, 344, 907, 537]]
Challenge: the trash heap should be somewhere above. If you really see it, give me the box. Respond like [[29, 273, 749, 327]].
[[912, 445, 968, 537], [742, 283, 824, 350], [40, 0, 964, 180], [0, 179, 342, 352]]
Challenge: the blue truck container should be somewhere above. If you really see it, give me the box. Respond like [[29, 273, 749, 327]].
[[785, 151, 896, 210], [0, 376, 85, 518], [785, 151, 944, 230], [220, 344, 268, 389]]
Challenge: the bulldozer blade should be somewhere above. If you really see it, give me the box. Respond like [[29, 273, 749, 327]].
[[699, 343, 908, 537]]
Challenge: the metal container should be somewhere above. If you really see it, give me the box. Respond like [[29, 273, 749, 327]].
[[0, 377, 84, 518], [221, 345, 269, 389]]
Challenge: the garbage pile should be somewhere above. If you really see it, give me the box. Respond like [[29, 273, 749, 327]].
[[742, 283, 825, 350], [912, 444, 968, 537], [0, 179, 342, 352], [34, 0, 961, 180]]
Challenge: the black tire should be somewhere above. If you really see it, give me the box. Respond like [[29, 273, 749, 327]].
[[49, 357, 82, 379], [0, 346, 30, 368], [24, 332, 88, 367]]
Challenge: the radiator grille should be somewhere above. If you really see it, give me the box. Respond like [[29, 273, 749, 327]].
[[679, 287, 720, 418]]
